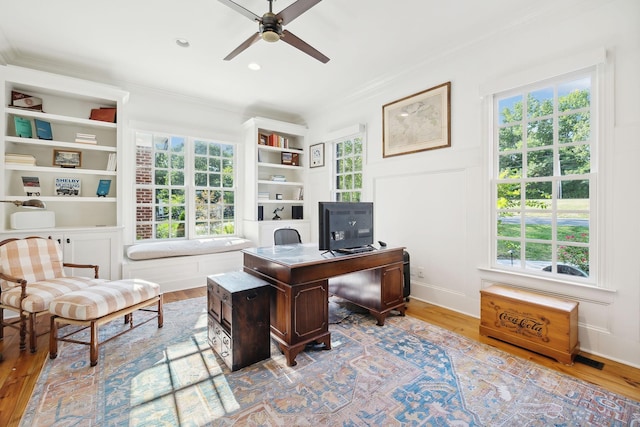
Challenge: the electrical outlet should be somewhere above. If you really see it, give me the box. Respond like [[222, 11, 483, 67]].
[[410, 267, 417, 277], [418, 267, 425, 278]]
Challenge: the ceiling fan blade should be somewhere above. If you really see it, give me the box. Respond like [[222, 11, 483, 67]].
[[223, 32, 261, 61], [277, 0, 322, 25], [217, 0, 261, 21], [281, 29, 329, 63]]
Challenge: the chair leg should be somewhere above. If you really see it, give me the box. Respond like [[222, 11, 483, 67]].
[[90, 320, 99, 367], [158, 296, 164, 328], [19, 312, 27, 351], [0, 307, 4, 340], [49, 316, 58, 360], [29, 313, 37, 353]]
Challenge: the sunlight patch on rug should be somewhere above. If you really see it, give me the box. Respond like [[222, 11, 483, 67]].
[[21, 296, 640, 426]]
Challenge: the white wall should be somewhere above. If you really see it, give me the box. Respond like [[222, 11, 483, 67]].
[[304, 0, 640, 367]]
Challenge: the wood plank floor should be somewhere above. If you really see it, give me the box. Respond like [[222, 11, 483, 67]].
[[1, 288, 638, 426]]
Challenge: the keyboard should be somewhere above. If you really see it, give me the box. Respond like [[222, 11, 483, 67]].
[[336, 246, 375, 254]]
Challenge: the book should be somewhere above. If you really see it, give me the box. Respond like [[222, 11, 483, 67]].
[[96, 179, 111, 197], [34, 118, 53, 140], [106, 153, 117, 171], [14, 116, 32, 138], [75, 132, 97, 144], [75, 138, 97, 144], [22, 176, 41, 196], [6, 153, 36, 165], [55, 177, 81, 196]]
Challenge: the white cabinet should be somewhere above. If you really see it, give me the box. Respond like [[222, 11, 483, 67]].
[[242, 117, 309, 245], [0, 227, 122, 280], [0, 65, 128, 232]]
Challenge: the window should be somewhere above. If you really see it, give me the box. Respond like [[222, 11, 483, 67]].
[[493, 70, 594, 281], [334, 134, 364, 201], [134, 131, 236, 241]]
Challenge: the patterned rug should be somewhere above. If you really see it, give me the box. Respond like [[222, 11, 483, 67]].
[[21, 296, 640, 426]]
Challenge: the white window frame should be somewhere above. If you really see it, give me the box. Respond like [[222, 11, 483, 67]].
[[483, 48, 609, 288]]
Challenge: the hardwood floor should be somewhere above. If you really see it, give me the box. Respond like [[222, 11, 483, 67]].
[[1, 287, 638, 426]]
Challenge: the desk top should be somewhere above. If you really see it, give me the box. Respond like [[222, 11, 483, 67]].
[[242, 243, 403, 267]]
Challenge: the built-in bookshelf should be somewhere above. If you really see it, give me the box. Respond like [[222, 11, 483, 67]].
[[0, 65, 128, 231], [242, 117, 310, 246]]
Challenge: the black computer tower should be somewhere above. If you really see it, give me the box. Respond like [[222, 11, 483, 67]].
[[403, 250, 410, 299]]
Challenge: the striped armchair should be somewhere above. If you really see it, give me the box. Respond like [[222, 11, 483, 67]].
[[0, 237, 105, 352]]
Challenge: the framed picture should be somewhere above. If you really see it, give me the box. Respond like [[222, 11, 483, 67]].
[[258, 133, 268, 145], [382, 81, 451, 158], [281, 152, 293, 165], [309, 143, 324, 168], [53, 149, 82, 168]]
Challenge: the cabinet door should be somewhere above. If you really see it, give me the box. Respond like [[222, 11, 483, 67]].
[[62, 230, 121, 280]]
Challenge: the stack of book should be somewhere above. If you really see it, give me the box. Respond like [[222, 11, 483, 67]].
[[270, 175, 286, 182], [75, 132, 97, 144], [258, 192, 270, 200], [6, 153, 36, 166], [106, 153, 117, 171]]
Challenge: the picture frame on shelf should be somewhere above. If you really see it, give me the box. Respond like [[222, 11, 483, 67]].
[[96, 179, 111, 197], [382, 81, 451, 158], [258, 133, 269, 145], [281, 152, 293, 165], [21, 176, 41, 196], [53, 149, 82, 168], [309, 143, 324, 168]]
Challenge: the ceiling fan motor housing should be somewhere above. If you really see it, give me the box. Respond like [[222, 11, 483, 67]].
[[260, 13, 282, 42]]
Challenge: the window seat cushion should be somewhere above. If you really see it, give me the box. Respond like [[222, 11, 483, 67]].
[[125, 237, 253, 261]]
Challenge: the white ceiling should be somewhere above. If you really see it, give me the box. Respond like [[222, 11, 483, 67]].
[[0, 0, 582, 117]]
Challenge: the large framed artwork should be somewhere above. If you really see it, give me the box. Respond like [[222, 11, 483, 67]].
[[382, 81, 451, 158]]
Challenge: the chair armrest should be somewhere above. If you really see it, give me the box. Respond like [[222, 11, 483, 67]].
[[63, 263, 100, 279], [0, 271, 27, 287]]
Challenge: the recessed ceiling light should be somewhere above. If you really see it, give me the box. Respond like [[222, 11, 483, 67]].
[[248, 63, 261, 71], [175, 38, 190, 48]]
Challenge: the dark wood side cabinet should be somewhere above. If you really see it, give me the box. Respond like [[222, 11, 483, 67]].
[[207, 271, 271, 371]]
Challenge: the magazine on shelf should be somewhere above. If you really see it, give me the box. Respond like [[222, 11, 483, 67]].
[[55, 177, 81, 196], [96, 179, 111, 197], [21, 176, 41, 196], [34, 118, 53, 140], [13, 116, 32, 138]]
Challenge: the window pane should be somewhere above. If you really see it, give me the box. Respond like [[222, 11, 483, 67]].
[[496, 240, 521, 266], [557, 245, 589, 276], [496, 183, 521, 210], [559, 112, 590, 143], [528, 88, 553, 118], [559, 146, 590, 175], [559, 179, 589, 200], [525, 242, 551, 271], [527, 119, 553, 147], [194, 140, 207, 155], [524, 181, 552, 205], [498, 95, 522, 124], [559, 78, 590, 112], [498, 125, 523, 151], [527, 150, 553, 177], [497, 213, 521, 238], [498, 153, 522, 178]]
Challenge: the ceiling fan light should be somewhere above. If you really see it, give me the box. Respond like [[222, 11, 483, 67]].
[[261, 30, 280, 43]]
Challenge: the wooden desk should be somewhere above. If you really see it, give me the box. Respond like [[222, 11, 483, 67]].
[[243, 244, 406, 366]]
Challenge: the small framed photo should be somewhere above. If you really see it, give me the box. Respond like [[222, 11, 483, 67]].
[[258, 133, 268, 145], [309, 143, 325, 168], [53, 149, 82, 168], [281, 152, 293, 165]]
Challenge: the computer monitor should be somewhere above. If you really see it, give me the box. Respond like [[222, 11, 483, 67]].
[[318, 201, 374, 251]]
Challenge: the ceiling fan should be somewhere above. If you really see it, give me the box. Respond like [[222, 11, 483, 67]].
[[218, 0, 329, 63]]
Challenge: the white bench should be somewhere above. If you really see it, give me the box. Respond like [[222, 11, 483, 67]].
[[49, 279, 162, 366], [121, 238, 254, 293]]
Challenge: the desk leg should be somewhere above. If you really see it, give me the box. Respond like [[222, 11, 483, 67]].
[[274, 330, 331, 367]]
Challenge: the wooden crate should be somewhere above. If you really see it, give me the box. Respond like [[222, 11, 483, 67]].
[[480, 284, 579, 364]]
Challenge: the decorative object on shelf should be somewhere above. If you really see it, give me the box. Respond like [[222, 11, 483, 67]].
[[21, 176, 41, 196], [11, 90, 43, 111], [75, 132, 97, 144], [258, 191, 269, 200], [55, 177, 81, 196], [275, 193, 283, 200], [258, 133, 268, 145], [13, 116, 32, 138], [0, 199, 46, 209], [309, 142, 324, 168], [272, 206, 284, 220], [295, 187, 303, 200], [53, 149, 82, 168], [270, 174, 286, 182], [96, 179, 111, 197], [34, 118, 53, 140], [383, 81, 451, 158], [281, 152, 299, 166], [89, 107, 117, 123]]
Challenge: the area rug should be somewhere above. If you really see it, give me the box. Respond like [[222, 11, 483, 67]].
[[21, 297, 640, 426]]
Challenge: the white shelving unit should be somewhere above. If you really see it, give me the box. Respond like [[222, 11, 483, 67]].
[[242, 117, 310, 246], [0, 65, 128, 279]]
